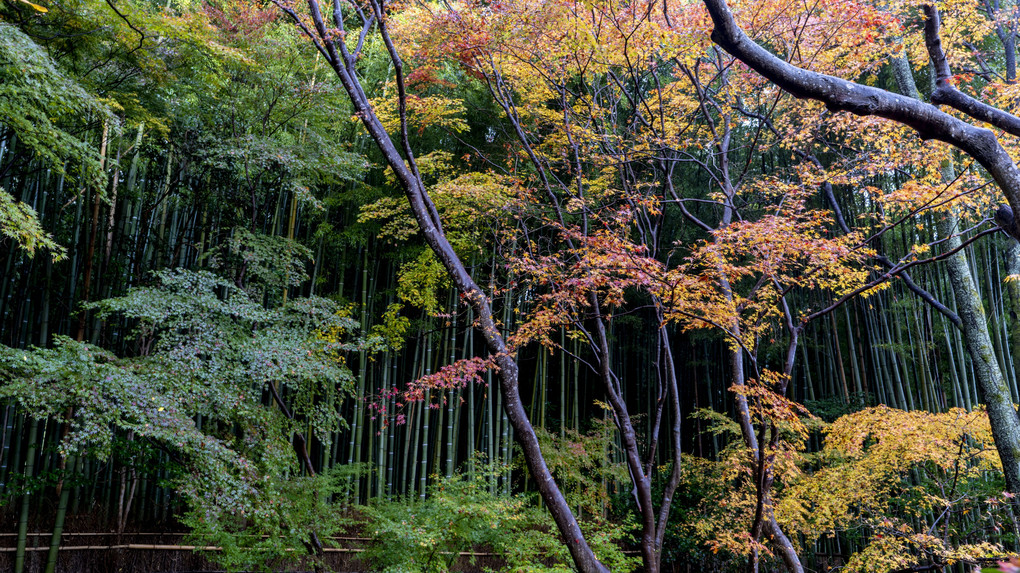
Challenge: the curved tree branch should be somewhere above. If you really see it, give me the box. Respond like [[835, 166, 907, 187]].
[[274, 2, 609, 571], [924, 5, 1020, 138], [700, 0, 1020, 241]]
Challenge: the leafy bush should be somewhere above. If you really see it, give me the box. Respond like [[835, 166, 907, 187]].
[[364, 464, 638, 573], [182, 465, 364, 572]]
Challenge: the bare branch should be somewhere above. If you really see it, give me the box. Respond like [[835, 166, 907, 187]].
[[923, 5, 1020, 138]]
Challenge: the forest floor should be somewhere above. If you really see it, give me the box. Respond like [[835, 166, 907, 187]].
[[0, 527, 505, 573]]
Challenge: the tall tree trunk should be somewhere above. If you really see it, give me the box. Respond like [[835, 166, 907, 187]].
[[14, 418, 39, 573], [76, 120, 110, 342], [894, 37, 1020, 498], [940, 213, 1020, 495], [270, 3, 609, 567], [44, 455, 78, 573]]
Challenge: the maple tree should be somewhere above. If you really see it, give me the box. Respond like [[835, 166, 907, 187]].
[[270, 0, 979, 570], [268, 0, 615, 567], [380, 1, 988, 570], [682, 404, 1011, 572], [702, 0, 1020, 508]]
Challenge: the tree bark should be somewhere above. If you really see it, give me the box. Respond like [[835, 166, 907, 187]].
[[699, 0, 1020, 500], [272, 2, 609, 570], [940, 213, 1020, 494], [893, 4, 1020, 498], [700, 0, 1020, 241]]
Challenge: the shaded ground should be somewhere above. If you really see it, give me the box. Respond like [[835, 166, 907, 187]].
[[0, 530, 506, 572]]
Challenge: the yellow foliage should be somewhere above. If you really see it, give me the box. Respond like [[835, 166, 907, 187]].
[[779, 406, 1001, 549], [686, 405, 1010, 568], [371, 91, 469, 136]]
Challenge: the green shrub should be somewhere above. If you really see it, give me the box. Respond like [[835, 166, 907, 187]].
[[181, 464, 364, 572], [365, 463, 638, 573]]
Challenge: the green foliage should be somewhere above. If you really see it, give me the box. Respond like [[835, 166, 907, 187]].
[[689, 407, 742, 440], [373, 302, 412, 350], [364, 464, 638, 573], [804, 391, 871, 422], [532, 415, 629, 519], [0, 188, 64, 259], [531, 424, 639, 572], [203, 227, 314, 298], [0, 22, 112, 187], [88, 268, 365, 441], [200, 131, 365, 207], [397, 249, 451, 314], [177, 13, 366, 229], [366, 468, 536, 573], [652, 460, 728, 569], [361, 164, 513, 246], [0, 266, 371, 525], [182, 465, 365, 572], [0, 335, 256, 507]]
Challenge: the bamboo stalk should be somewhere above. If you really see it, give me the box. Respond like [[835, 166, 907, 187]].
[[14, 418, 40, 573], [446, 293, 457, 478], [43, 455, 78, 573]]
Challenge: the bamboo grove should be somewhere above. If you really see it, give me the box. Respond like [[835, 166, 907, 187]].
[[7, 0, 1020, 571]]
